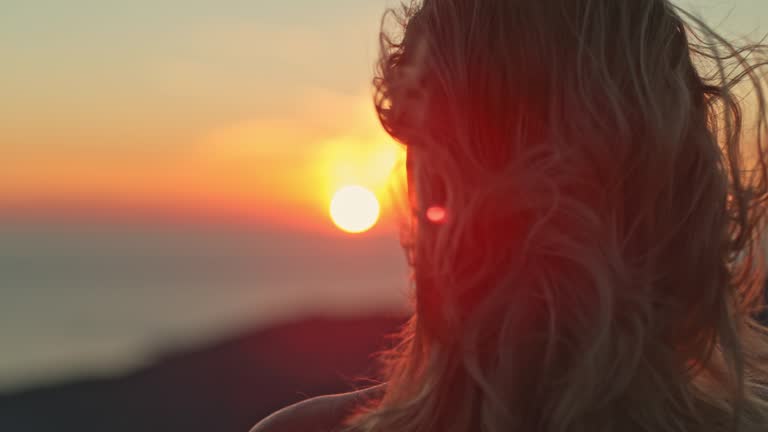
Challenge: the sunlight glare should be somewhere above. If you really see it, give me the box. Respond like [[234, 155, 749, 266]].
[[330, 185, 381, 233]]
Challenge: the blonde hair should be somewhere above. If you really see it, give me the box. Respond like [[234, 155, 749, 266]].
[[342, 1, 768, 431]]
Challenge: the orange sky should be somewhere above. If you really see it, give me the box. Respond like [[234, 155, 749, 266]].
[[1, 86, 405, 232], [0, 1, 410, 233], [1, 0, 762, 233]]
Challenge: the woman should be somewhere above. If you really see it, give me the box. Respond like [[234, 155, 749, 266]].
[[254, 0, 768, 430]]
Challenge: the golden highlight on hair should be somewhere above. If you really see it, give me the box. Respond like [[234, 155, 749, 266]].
[[342, 1, 768, 431]]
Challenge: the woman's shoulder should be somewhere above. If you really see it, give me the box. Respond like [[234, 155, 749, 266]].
[[250, 384, 385, 432]]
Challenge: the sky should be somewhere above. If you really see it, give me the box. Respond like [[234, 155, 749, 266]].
[[1, 0, 767, 233], [1, 0, 404, 233]]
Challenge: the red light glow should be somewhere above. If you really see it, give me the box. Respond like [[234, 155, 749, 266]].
[[426, 206, 447, 224]]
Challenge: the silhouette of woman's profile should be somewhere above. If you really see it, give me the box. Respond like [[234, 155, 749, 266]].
[[253, 0, 768, 431]]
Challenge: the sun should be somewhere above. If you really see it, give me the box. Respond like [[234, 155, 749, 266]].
[[330, 185, 381, 233]]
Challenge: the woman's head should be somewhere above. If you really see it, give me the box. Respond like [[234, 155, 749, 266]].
[[345, 1, 768, 431]]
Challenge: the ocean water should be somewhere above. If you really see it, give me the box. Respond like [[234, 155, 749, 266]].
[[0, 218, 409, 392]]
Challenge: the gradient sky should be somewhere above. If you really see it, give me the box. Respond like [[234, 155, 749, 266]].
[[1, 0, 766, 233]]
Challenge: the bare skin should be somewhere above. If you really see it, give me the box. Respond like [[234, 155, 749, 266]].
[[250, 384, 386, 432]]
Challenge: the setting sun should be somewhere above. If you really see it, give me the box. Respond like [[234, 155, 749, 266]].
[[330, 186, 380, 234]]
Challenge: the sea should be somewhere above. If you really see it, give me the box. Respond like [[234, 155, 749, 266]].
[[0, 217, 409, 393]]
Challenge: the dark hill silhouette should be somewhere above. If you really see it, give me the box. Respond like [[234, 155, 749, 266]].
[[2, 280, 765, 432], [0, 314, 406, 432]]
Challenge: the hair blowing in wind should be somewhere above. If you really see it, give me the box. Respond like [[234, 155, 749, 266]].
[[339, 1, 768, 431]]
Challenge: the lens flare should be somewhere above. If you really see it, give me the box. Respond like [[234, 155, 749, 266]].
[[426, 206, 447, 224]]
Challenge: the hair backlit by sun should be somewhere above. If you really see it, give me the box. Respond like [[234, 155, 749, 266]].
[[329, 185, 381, 233]]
